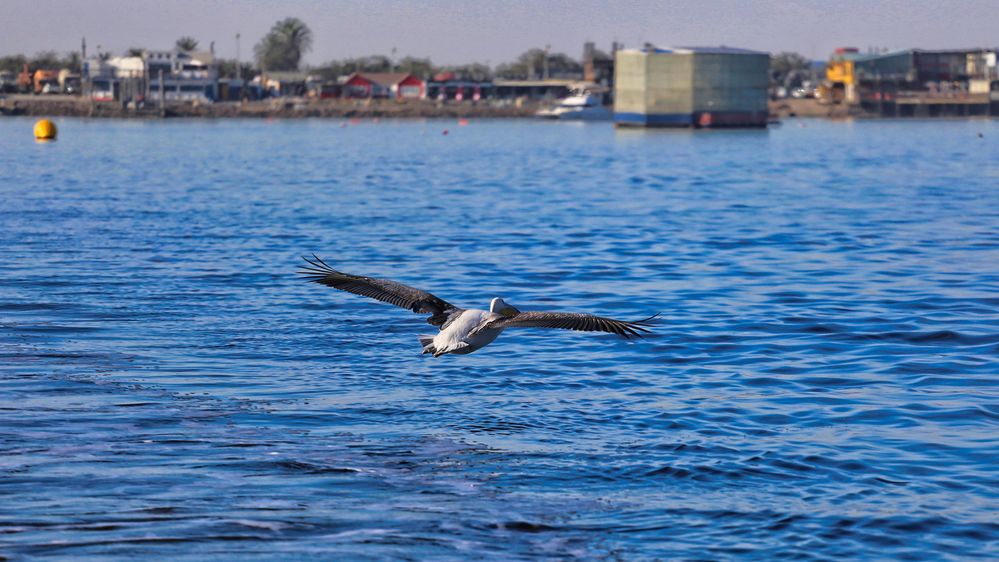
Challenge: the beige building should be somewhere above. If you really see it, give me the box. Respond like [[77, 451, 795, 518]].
[[614, 45, 769, 127]]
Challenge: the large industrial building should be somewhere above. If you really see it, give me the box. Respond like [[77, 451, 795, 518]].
[[614, 45, 770, 128], [825, 47, 999, 116]]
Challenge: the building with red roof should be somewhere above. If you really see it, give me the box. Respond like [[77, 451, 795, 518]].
[[342, 72, 425, 99]]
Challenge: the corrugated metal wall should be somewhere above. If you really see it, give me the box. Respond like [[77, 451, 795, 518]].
[[614, 51, 649, 115], [691, 53, 769, 113], [614, 49, 768, 126], [646, 54, 694, 115]]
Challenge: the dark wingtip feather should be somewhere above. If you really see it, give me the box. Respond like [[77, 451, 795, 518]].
[[633, 312, 663, 325], [299, 254, 341, 282], [619, 312, 662, 340], [311, 254, 336, 271]]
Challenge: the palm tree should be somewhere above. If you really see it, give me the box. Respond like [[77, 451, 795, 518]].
[[175, 37, 199, 52], [254, 17, 312, 71]]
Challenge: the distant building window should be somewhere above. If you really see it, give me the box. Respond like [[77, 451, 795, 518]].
[[399, 85, 421, 97]]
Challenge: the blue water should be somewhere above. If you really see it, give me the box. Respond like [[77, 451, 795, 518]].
[[1, 117, 997, 560]]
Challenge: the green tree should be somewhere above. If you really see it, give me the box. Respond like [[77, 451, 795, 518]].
[[770, 51, 812, 88], [437, 63, 493, 81], [218, 59, 256, 79], [30, 51, 61, 69], [314, 55, 393, 80], [62, 51, 82, 72], [0, 54, 28, 73], [175, 37, 199, 51], [356, 55, 390, 72], [397, 56, 434, 77], [255, 17, 313, 71], [771, 52, 810, 78], [495, 48, 580, 79]]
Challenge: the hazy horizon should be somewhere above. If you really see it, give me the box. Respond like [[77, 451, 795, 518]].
[[4, 0, 997, 66]]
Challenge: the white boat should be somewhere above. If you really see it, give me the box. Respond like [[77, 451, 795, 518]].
[[536, 91, 612, 121]]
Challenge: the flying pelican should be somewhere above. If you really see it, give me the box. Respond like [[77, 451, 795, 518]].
[[299, 255, 658, 357]]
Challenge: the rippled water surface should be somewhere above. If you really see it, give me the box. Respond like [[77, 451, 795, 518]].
[[2, 117, 998, 560]]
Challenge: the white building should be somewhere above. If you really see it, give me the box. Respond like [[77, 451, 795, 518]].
[[82, 49, 219, 103], [82, 55, 144, 102], [145, 50, 219, 103]]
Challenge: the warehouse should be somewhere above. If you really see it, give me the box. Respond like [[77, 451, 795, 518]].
[[614, 45, 769, 128]]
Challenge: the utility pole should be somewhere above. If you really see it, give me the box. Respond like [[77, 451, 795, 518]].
[[81, 37, 88, 99], [235, 33, 241, 82], [158, 69, 165, 118], [543, 44, 551, 80], [876, 72, 883, 117]]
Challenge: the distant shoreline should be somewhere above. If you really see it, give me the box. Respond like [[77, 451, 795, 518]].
[[4, 96, 967, 121], [0, 96, 541, 119]]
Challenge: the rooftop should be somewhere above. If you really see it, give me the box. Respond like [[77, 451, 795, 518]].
[[492, 78, 578, 87], [262, 71, 310, 82], [349, 72, 415, 86], [623, 44, 768, 56]]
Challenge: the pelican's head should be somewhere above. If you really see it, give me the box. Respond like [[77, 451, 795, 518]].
[[490, 297, 520, 317]]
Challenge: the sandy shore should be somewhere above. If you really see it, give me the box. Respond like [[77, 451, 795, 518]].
[[768, 98, 853, 119]]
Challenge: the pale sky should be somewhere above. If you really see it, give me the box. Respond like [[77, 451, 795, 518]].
[[3, 0, 996, 66]]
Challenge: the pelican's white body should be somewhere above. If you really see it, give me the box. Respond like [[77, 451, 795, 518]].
[[431, 309, 503, 355], [421, 297, 516, 356]]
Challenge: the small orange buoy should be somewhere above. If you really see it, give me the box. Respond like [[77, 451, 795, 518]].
[[458, 119, 469, 126], [34, 119, 57, 141]]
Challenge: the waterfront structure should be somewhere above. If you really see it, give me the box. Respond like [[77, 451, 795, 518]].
[[145, 50, 219, 103], [0, 70, 16, 93], [583, 41, 617, 88], [309, 81, 342, 99], [83, 55, 145, 102], [57, 69, 81, 94], [492, 79, 575, 101], [426, 72, 492, 101], [825, 47, 865, 103], [217, 78, 261, 101], [342, 73, 425, 99], [256, 71, 310, 97], [82, 57, 113, 101], [825, 47, 999, 116], [855, 49, 996, 82], [614, 44, 769, 128]]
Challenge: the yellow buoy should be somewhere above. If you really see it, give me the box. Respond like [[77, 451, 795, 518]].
[[34, 119, 57, 141]]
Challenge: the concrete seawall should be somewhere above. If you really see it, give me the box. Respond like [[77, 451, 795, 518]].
[[1, 96, 542, 119], [6, 95, 978, 121]]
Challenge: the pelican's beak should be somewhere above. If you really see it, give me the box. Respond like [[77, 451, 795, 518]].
[[500, 305, 520, 317]]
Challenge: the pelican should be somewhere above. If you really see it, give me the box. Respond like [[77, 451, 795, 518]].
[[299, 255, 658, 357]]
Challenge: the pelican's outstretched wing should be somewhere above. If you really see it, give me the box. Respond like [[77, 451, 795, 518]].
[[299, 255, 459, 326], [482, 311, 659, 339]]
